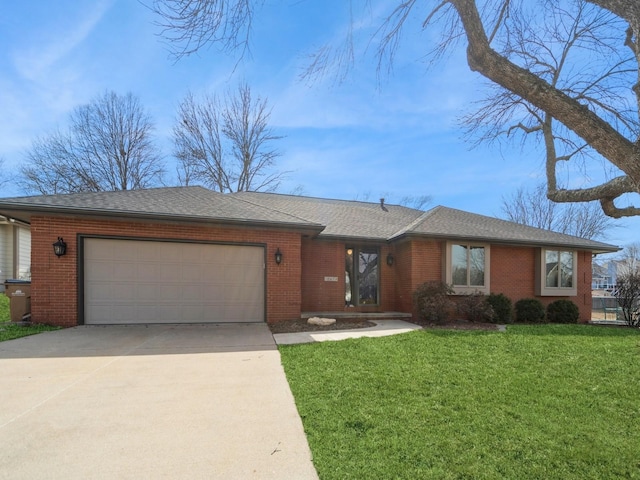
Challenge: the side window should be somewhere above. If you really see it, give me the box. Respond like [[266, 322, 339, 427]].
[[538, 249, 577, 296], [446, 242, 490, 294]]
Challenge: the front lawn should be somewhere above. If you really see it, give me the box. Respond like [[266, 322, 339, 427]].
[[280, 325, 640, 479], [0, 293, 9, 322], [0, 293, 59, 341]]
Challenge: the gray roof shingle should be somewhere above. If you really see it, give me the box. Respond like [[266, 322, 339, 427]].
[[232, 191, 423, 240], [233, 192, 618, 252], [0, 186, 321, 229], [393, 205, 618, 251], [0, 187, 619, 252]]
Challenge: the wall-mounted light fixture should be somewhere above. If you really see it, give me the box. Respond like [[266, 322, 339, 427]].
[[53, 237, 67, 257], [275, 248, 283, 265], [386, 253, 394, 266]]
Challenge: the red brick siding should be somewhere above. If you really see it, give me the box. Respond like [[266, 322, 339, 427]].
[[489, 245, 593, 322], [30, 214, 595, 326], [394, 239, 444, 318], [300, 239, 397, 313], [301, 239, 344, 311], [490, 245, 536, 301], [393, 241, 593, 322], [30, 216, 302, 326], [394, 241, 414, 314]]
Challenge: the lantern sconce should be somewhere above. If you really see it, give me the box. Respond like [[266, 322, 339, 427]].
[[274, 248, 283, 265], [53, 237, 67, 257], [386, 253, 394, 266]]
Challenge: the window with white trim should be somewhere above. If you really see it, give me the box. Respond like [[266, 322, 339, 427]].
[[446, 242, 490, 294], [536, 249, 577, 296]]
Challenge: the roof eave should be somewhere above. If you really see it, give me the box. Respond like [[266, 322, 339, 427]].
[[388, 232, 620, 253], [0, 204, 325, 235], [315, 233, 390, 243]]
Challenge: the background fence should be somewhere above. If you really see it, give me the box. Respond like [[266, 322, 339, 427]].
[[592, 296, 623, 321]]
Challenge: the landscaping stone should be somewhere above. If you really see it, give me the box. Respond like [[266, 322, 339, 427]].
[[307, 317, 336, 326]]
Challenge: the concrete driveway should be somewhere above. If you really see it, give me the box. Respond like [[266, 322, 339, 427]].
[[0, 324, 318, 480]]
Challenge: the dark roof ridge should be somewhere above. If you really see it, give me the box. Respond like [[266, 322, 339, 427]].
[[388, 205, 445, 240]]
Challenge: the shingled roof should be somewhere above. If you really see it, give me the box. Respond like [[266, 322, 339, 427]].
[[0, 186, 321, 231], [232, 192, 618, 252], [232, 191, 423, 240], [390, 205, 618, 251], [0, 187, 619, 252]]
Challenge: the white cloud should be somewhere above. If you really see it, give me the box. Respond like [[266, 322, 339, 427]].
[[11, 1, 113, 82]]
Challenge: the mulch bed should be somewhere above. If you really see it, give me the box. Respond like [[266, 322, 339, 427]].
[[269, 318, 500, 334], [269, 318, 375, 334]]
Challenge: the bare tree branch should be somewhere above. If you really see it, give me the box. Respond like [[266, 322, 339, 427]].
[[151, 0, 259, 60], [20, 91, 164, 194], [174, 83, 287, 192], [502, 182, 616, 239], [151, 0, 640, 217]]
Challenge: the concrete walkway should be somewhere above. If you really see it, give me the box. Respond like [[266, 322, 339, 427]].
[[273, 320, 422, 345], [0, 324, 318, 480]]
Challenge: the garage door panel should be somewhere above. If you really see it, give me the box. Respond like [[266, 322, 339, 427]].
[[181, 265, 204, 281], [85, 282, 135, 303], [84, 239, 265, 324], [112, 262, 136, 279], [225, 304, 263, 322], [137, 263, 162, 280]]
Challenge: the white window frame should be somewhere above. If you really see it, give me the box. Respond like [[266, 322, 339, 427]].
[[445, 242, 490, 294], [536, 249, 577, 297]]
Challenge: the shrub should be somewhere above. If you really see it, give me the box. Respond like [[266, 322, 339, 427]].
[[457, 291, 495, 322], [413, 281, 455, 323], [514, 298, 546, 323], [546, 299, 580, 324], [486, 293, 513, 324], [612, 272, 640, 327]]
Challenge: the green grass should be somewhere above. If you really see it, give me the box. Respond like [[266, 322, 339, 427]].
[[280, 325, 640, 479], [0, 293, 9, 322], [0, 293, 59, 341]]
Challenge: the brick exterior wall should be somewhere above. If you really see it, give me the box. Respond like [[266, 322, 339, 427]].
[[394, 241, 593, 322], [394, 238, 444, 316], [30, 216, 302, 326], [300, 239, 397, 313], [489, 245, 593, 321], [30, 214, 595, 326]]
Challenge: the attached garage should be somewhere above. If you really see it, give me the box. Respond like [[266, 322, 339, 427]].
[[82, 238, 265, 324]]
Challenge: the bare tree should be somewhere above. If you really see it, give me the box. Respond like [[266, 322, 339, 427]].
[[399, 194, 433, 210], [502, 183, 616, 240], [0, 157, 13, 190], [151, 0, 640, 218], [174, 83, 286, 192], [353, 192, 433, 210], [21, 91, 165, 194], [618, 242, 640, 274]]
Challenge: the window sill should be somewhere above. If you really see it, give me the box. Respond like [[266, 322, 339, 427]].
[[538, 287, 577, 297], [451, 286, 489, 295]]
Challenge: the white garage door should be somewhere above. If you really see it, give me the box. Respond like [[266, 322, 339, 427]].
[[83, 238, 265, 324]]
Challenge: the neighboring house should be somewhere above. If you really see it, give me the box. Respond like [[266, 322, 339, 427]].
[[0, 186, 618, 326], [0, 215, 31, 292], [592, 261, 619, 290]]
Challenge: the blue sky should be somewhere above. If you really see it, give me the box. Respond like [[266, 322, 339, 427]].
[[0, 0, 637, 247]]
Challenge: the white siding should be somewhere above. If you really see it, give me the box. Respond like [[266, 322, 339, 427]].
[[0, 224, 13, 291], [16, 227, 31, 280]]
